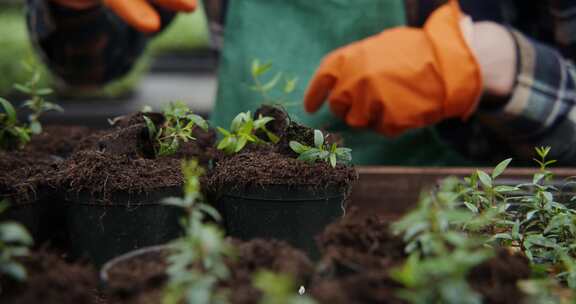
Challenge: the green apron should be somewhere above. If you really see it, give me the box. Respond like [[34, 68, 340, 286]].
[[211, 0, 472, 166]]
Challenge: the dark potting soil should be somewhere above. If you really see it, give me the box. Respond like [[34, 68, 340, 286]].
[[468, 249, 531, 304], [316, 214, 406, 276], [0, 150, 59, 204], [104, 239, 313, 304], [209, 151, 357, 192], [56, 150, 183, 203], [311, 271, 406, 304], [25, 125, 94, 157], [0, 250, 100, 304], [208, 105, 357, 192]]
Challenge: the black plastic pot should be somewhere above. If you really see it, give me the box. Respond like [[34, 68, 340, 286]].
[[99, 244, 167, 288], [218, 185, 346, 260], [66, 188, 183, 267], [0, 202, 41, 239]]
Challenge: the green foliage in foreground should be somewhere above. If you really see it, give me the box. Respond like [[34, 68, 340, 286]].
[[0, 200, 33, 291], [392, 147, 576, 303], [162, 160, 233, 304], [289, 130, 352, 168]]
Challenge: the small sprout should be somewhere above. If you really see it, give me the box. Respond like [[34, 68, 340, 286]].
[[144, 102, 208, 157], [0, 200, 33, 289], [289, 130, 352, 168], [216, 111, 278, 154]]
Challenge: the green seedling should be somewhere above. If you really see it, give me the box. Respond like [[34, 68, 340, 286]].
[[250, 59, 299, 108], [0, 61, 62, 150], [144, 102, 208, 157], [162, 160, 233, 304], [289, 130, 352, 168], [391, 179, 493, 304], [13, 60, 63, 135], [0, 200, 33, 292], [253, 271, 317, 304], [216, 111, 279, 154]]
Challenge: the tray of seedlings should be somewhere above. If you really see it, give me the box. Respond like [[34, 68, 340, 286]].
[[2, 62, 576, 304]]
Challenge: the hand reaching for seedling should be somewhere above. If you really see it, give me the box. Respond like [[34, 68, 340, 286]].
[[289, 130, 352, 168], [216, 111, 279, 154], [144, 102, 208, 157]]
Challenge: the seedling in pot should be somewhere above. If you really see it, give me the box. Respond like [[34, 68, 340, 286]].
[[253, 270, 317, 304], [144, 102, 209, 157], [216, 111, 279, 154], [162, 160, 234, 304], [289, 130, 352, 168], [0, 200, 33, 292]]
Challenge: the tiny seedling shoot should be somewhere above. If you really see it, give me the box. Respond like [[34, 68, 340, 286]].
[[0, 200, 33, 293], [289, 130, 352, 168], [162, 160, 233, 304], [216, 111, 279, 154], [144, 102, 209, 157], [0, 61, 62, 150]]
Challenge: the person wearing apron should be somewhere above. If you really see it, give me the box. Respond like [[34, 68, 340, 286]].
[[27, 0, 576, 166]]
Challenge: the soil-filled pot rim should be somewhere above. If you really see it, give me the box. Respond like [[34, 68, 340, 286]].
[[100, 244, 168, 284], [221, 184, 348, 201], [66, 186, 183, 206]]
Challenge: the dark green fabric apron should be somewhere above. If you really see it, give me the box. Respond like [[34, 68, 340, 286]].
[[210, 0, 472, 166]]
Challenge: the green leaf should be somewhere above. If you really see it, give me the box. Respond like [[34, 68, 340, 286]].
[[261, 72, 283, 92], [216, 127, 231, 137], [29, 121, 41, 135], [0, 262, 27, 281], [283, 77, 298, 94], [289, 141, 308, 154], [251, 59, 272, 77], [235, 136, 248, 153], [36, 88, 54, 96], [0, 97, 17, 125], [188, 114, 209, 131], [313, 130, 324, 148], [329, 153, 337, 168], [463, 202, 478, 213], [143, 116, 157, 140], [492, 158, 512, 178], [0, 222, 33, 245], [13, 83, 31, 94], [476, 170, 492, 188], [217, 136, 233, 150]]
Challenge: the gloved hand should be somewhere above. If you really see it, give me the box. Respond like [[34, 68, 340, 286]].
[[304, 0, 483, 137], [51, 0, 197, 33]]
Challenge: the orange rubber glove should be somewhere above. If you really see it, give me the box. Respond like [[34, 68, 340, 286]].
[[304, 0, 483, 137], [51, 0, 197, 33]]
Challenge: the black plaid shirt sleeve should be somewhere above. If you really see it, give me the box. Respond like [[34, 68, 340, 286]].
[[26, 0, 174, 87]]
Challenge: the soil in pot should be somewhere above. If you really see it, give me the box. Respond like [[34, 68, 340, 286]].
[[315, 211, 406, 277], [102, 238, 314, 304], [25, 125, 95, 158], [468, 249, 532, 304], [0, 249, 100, 304], [208, 106, 358, 259], [0, 150, 59, 243], [54, 112, 217, 266]]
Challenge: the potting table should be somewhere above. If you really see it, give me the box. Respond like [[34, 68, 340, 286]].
[[349, 166, 576, 219]]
